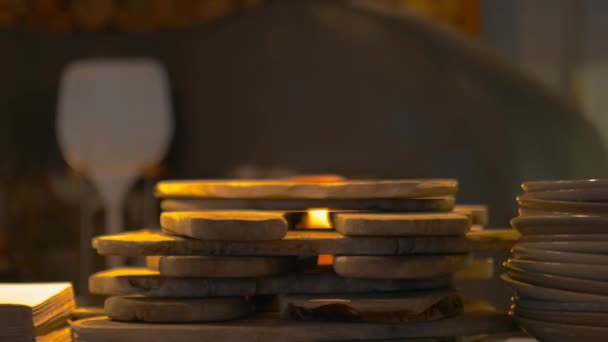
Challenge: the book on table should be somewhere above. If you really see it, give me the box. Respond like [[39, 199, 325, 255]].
[[0, 282, 75, 341]]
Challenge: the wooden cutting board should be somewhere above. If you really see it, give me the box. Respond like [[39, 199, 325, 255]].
[[93, 230, 470, 256], [155, 179, 458, 199], [89, 268, 451, 297], [155, 256, 300, 278], [334, 212, 470, 237], [105, 296, 253, 323], [333, 255, 471, 279], [159, 196, 455, 212], [160, 211, 288, 241], [71, 311, 515, 342]]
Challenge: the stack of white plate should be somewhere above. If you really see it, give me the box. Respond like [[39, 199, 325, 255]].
[[503, 179, 608, 341]]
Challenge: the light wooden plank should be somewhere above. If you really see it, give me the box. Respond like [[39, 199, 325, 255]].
[[160, 211, 288, 241]]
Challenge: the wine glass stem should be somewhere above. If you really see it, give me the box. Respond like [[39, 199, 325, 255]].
[[105, 203, 125, 268]]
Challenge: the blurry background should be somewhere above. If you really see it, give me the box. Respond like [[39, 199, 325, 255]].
[[0, 0, 606, 306]]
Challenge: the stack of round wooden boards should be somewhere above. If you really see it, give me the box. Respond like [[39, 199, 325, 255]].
[[503, 179, 608, 341], [73, 178, 516, 342]]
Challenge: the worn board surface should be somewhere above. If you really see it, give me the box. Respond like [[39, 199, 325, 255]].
[[333, 255, 470, 279], [160, 196, 455, 212], [160, 211, 288, 241], [71, 311, 515, 342], [280, 290, 463, 323], [334, 212, 470, 237], [157, 255, 299, 278], [155, 179, 458, 199], [93, 230, 470, 256], [89, 268, 451, 297], [105, 296, 253, 323]]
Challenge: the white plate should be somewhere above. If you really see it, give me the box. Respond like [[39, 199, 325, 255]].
[[511, 245, 608, 265], [514, 307, 608, 327], [519, 234, 608, 243], [511, 215, 608, 235], [521, 188, 608, 201], [517, 189, 608, 215], [500, 274, 608, 302], [515, 297, 608, 313], [518, 208, 608, 217], [515, 241, 608, 254], [522, 179, 608, 193], [506, 258, 608, 281], [505, 266, 608, 295], [513, 315, 608, 341]]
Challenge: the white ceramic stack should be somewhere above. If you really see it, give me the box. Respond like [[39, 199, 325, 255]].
[[502, 179, 608, 341]]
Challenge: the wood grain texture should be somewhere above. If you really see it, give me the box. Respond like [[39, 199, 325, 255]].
[[157, 256, 298, 277], [155, 179, 458, 199], [159, 196, 455, 212], [280, 290, 463, 323], [105, 296, 253, 323], [333, 255, 471, 279], [71, 312, 515, 342], [160, 211, 288, 241], [93, 230, 470, 256], [334, 213, 470, 237], [88, 268, 451, 297]]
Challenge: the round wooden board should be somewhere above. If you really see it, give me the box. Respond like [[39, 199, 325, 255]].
[[155, 179, 458, 199], [333, 255, 471, 279], [160, 211, 288, 241], [157, 255, 298, 277], [105, 296, 253, 323]]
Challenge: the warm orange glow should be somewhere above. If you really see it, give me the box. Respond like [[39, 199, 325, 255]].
[[305, 208, 332, 229], [317, 254, 334, 266]]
